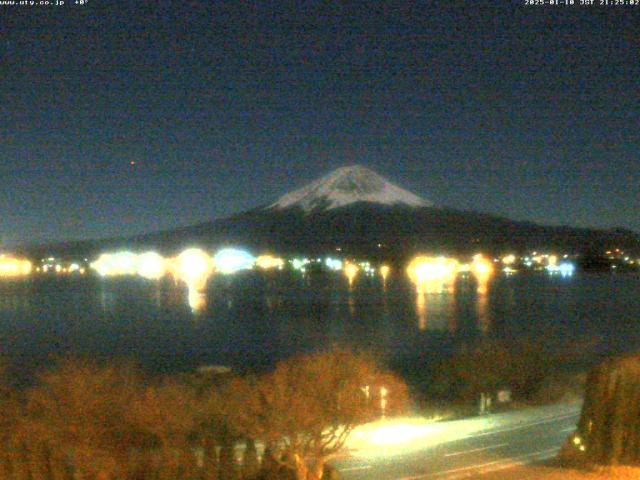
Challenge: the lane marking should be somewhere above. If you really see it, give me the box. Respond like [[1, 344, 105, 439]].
[[438, 447, 560, 479], [472, 411, 579, 437], [397, 447, 559, 480], [340, 465, 372, 472], [444, 443, 508, 458]]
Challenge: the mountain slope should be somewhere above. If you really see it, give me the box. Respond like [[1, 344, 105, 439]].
[[21, 166, 640, 260], [269, 165, 430, 212]]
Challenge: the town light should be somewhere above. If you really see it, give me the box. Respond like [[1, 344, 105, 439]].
[[137, 251, 166, 280], [502, 254, 516, 265], [344, 262, 359, 288], [91, 251, 138, 277], [0, 255, 32, 277], [559, 262, 575, 277], [325, 257, 343, 271], [471, 254, 493, 293], [175, 248, 214, 285], [255, 254, 284, 270], [214, 248, 255, 274], [406, 256, 459, 294], [380, 265, 390, 282]]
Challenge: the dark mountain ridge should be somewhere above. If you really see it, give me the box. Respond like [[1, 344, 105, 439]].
[[20, 203, 640, 261], [16, 166, 640, 260]]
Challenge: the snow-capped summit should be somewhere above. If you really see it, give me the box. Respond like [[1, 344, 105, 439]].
[[269, 165, 431, 212]]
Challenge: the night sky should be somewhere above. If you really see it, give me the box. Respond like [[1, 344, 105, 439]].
[[1, 1, 638, 247]]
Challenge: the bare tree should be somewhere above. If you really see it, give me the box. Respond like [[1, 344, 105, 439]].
[[228, 348, 409, 480], [18, 359, 149, 480], [0, 351, 409, 480], [127, 378, 203, 480]]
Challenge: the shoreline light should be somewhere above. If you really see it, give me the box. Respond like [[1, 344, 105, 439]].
[[91, 252, 138, 277], [173, 248, 214, 288], [471, 254, 494, 294], [213, 248, 255, 274], [380, 265, 390, 285], [137, 251, 166, 280], [406, 256, 459, 294], [325, 257, 343, 271], [344, 262, 359, 288], [0, 255, 32, 277], [502, 254, 516, 265], [255, 254, 284, 270]]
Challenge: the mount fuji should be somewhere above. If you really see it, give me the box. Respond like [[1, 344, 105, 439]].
[[269, 165, 430, 212], [25, 165, 640, 261]]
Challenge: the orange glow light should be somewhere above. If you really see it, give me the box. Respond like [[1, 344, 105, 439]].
[[344, 262, 359, 289], [0, 255, 32, 277]]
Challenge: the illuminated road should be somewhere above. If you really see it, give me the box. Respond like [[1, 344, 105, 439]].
[[332, 402, 581, 480]]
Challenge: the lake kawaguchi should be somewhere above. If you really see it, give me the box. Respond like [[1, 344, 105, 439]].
[[1, 270, 639, 382]]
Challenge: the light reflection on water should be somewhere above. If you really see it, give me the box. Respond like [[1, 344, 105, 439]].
[[476, 293, 490, 334], [0, 272, 639, 377], [416, 293, 427, 331], [187, 289, 207, 313]]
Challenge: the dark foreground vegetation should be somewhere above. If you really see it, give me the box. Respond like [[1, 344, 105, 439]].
[[560, 352, 640, 469], [0, 337, 601, 480], [0, 349, 409, 480], [407, 336, 593, 418], [497, 353, 640, 480]]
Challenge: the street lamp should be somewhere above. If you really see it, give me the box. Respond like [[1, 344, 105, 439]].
[[380, 386, 388, 417], [361, 385, 370, 402]]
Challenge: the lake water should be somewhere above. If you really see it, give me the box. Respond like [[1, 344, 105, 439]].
[[1, 271, 639, 381]]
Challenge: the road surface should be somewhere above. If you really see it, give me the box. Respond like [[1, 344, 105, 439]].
[[332, 402, 581, 480]]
